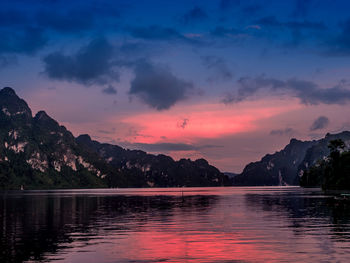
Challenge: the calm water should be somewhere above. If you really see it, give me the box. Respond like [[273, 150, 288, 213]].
[[1, 187, 350, 263]]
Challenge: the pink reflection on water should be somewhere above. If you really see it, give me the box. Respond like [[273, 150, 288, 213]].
[[38, 187, 350, 263]]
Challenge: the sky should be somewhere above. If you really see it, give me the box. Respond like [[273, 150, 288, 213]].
[[1, 0, 350, 172]]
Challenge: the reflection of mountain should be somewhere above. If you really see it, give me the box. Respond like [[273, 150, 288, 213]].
[[244, 188, 350, 241], [0, 192, 218, 262]]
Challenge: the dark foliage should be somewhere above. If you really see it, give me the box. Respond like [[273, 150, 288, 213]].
[[234, 132, 350, 186], [300, 139, 350, 190], [76, 135, 231, 187]]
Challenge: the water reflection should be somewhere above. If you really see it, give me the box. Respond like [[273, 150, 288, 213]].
[[0, 187, 350, 263], [244, 188, 350, 241], [0, 190, 218, 262]]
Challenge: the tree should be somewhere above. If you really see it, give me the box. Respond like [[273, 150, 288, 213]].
[[301, 139, 350, 190], [328, 139, 345, 155]]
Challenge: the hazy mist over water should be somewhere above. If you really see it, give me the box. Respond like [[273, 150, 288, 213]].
[[1, 187, 350, 262]]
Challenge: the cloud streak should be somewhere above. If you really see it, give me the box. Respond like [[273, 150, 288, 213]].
[[210, 26, 243, 38], [255, 16, 326, 31], [126, 25, 203, 46], [223, 76, 350, 105], [128, 25, 184, 41], [122, 141, 222, 153]]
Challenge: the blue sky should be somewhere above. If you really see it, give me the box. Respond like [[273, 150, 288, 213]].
[[1, 0, 350, 172]]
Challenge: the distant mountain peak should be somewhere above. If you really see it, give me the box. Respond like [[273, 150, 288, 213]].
[[0, 87, 17, 96], [0, 87, 32, 119], [34, 110, 63, 132], [289, 138, 302, 144], [77, 134, 92, 142], [35, 110, 52, 121]]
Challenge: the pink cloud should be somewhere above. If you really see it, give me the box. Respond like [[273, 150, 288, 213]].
[[118, 99, 302, 144]]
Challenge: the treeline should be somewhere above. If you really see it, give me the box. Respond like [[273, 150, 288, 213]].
[[300, 139, 350, 190]]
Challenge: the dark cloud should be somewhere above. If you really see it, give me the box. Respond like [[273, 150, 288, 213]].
[[201, 56, 233, 82], [220, 0, 241, 10], [98, 128, 116, 134], [43, 37, 118, 85], [129, 60, 193, 110], [36, 9, 95, 34], [310, 116, 329, 131], [223, 76, 350, 105], [255, 16, 326, 31], [126, 25, 203, 46], [102, 85, 117, 95], [182, 6, 208, 25], [132, 142, 196, 152], [0, 2, 121, 56], [0, 27, 47, 55], [270, 128, 296, 136]]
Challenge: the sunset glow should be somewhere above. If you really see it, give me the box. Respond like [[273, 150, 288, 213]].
[[120, 100, 302, 143], [2, 0, 350, 172]]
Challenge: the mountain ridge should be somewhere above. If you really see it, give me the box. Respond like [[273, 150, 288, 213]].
[[0, 87, 229, 189], [233, 131, 350, 186]]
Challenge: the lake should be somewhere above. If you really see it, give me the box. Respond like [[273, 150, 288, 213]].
[[1, 187, 350, 262]]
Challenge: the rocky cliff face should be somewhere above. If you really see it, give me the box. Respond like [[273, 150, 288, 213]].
[[0, 87, 111, 189], [233, 132, 350, 186], [0, 87, 228, 189], [233, 139, 317, 186]]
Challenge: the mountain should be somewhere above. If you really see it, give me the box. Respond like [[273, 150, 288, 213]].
[[0, 87, 112, 189], [0, 87, 229, 189], [233, 132, 350, 186], [76, 134, 231, 187]]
